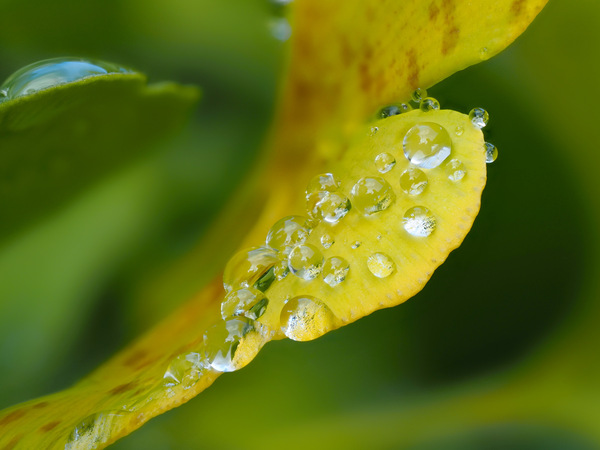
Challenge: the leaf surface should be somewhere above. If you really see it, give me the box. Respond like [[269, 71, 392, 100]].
[[0, 0, 547, 448]]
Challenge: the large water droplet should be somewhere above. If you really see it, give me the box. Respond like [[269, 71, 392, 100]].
[[0, 57, 133, 102], [65, 410, 130, 449], [374, 152, 396, 173], [223, 247, 279, 292], [266, 215, 311, 253], [420, 97, 440, 112], [402, 206, 437, 237], [322, 256, 350, 287], [367, 253, 396, 278], [163, 352, 206, 389], [221, 287, 269, 320], [411, 88, 427, 103], [351, 176, 396, 215], [203, 317, 265, 372], [308, 191, 351, 224], [288, 244, 324, 280], [280, 296, 337, 341], [399, 168, 428, 195], [445, 159, 466, 181], [484, 142, 498, 163], [402, 123, 452, 169], [469, 107, 489, 128]]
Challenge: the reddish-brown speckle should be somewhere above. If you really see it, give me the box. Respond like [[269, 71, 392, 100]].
[[39, 420, 61, 432], [0, 409, 27, 427]]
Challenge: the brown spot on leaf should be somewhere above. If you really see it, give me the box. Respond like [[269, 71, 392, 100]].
[[124, 349, 147, 368], [32, 402, 49, 409], [109, 382, 137, 396], [511, 0, 525, 16], [1, 434, 22, 450], [442, 26, 460, 55], [0, 409, 27, 427], [429, 2, 439, 20], [39, 420, 61, 432], [406, 49, 419, 89]]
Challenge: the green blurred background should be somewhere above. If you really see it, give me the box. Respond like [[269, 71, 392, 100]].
[[1, 0, 600, 448]]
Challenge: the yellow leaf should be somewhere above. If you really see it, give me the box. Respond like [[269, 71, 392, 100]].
[[0, 0, 546, 448]]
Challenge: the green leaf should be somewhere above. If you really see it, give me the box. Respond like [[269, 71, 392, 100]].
[[0, 64, 199, 242]]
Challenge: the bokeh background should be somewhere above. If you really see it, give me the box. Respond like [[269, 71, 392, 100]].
[[1, 0, 599, 448]]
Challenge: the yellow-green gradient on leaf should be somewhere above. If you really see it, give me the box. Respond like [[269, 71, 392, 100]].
[[0, 0, 546, 448]]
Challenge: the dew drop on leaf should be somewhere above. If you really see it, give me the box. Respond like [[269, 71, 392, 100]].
[[280, 296, 337, 341], [402, 206, 437, 237], [399, 168, 428, 195], [402, 122, 452, 169], [350, 176, 396, 215], [366, 253, 396, 278]]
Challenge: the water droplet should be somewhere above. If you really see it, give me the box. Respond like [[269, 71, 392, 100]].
[[0, 57, 133, 102], [411, 88, 427, 104], [350, 176, 396, 215], [221, 287, 269, 321], [445, 159, 466, 181], [203, 317, 265, 372], [351, 241, 362, 249], [479, 47, 489, 60], [378, 103, 412, 118], [253, 266, 276, 292], [266, 215, 311, 253], [402, 122, 452, 169], [455, 125, 464, 136], [370, 126, 379, 136], [322, 257, 350, 287], [306, 172, 340, 195], [367, 253, 396, 278], [469, 107, 489, 128], [273, 259, 289, 280], [399, 168, 428, 195], [268, 17, 292, 42], [320, 233, 334, 249], [65, 411, 129, 449], [163, 352, 206, 389], [374, 152, 396, 173], [280, 296, 337, 341], [223, 247, 279, 292], [288, 244, 324, 280], [420, 97, 440, 112], [308, 192, 351, 224], [402, 206, 437, 237], [484, 142, 498, 163]]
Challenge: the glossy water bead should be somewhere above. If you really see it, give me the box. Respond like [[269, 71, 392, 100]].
[[320, 233, 334, 249], [469, 107, 489, 128], [322, 256, 350, 287], [308, 192, 351, 224], [221, 287, 269, 320], [399, 168, 428, 195], [163, 352, 206, 389], [374, 152, 396, 173], [378, 103, 412, 118], [223, 247, 279, 292], [411, 88, 427, 103], [420, 97, 440, 112], [445, 159, 466, 181], [288, 244, 324, 280], [350, 176, 396, 215], [306, 172, 341, 195], [203, 317, 259, 372], [367, 253, 396, 278], [280, 296, 337, 341], [0, 57, 133, 102], [266, 215, 311, 253], [402, 123, 452, 169], [402, 206, 437, 237], [484, 142, 498, 163]]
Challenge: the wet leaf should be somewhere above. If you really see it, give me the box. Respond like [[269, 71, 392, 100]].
[[0, 0, 546, 448], [0, 62, 199, 242]]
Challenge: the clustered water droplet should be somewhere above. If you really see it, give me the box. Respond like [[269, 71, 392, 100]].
[[351, 176, 396, 215], [221, 287, 269, 320], [403, 206, 437, 237], [484, 142, 498, 163], [223, 246, 279, 292], [280, 296, 337, 341], [163, 352, 206, 389], [399, 168, 428, 195], [445, 159, 466, 181], [322, 256, 350, 287], [411, 88, 427, 104], [420, 97, 440, 112], [469, 107, 489, 128], [320, 233, 334, 249], [367, 253, 396, 278], [266, 215, 310, 253], [374, 152, 396, 173], [403, 122, 452, 169], [288, 244, 324, 281]]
